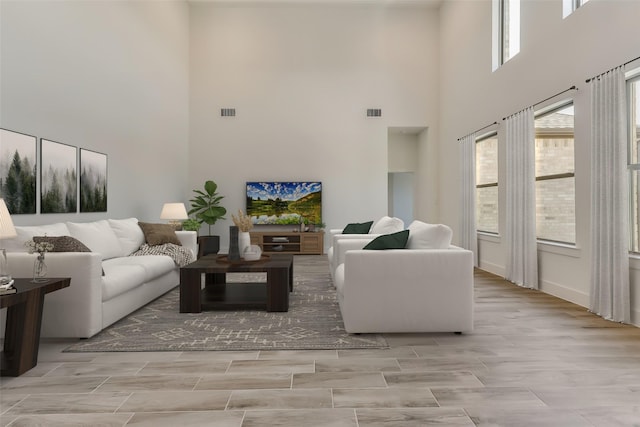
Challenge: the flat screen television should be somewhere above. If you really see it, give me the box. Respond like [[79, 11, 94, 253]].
[[246, 181, 322, 225]]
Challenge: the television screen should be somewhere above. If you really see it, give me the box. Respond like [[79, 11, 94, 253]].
[[246, 181, 322, 225]]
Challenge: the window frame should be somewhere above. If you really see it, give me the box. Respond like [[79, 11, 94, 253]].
[[492, 0, 520, 70], [534, 101, 576, 245], [475, 131, 499, 235], [563, 0, 590, 18], [627, 75, 640, 254]]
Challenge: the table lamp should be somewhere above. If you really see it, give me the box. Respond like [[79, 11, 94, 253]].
[[160, 202, 188, 230], [0, 198, 18, 285]]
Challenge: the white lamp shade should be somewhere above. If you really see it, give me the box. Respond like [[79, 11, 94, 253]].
[[0, 199, 17, 239], [160, 203, 189, 221]]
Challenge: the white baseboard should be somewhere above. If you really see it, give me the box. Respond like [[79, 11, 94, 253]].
[[632, 308, 640, 328], [478, 260, 505, 277], [539, 278, 589, 309]]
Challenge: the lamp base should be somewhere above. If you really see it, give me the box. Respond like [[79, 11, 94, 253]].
[[167, 220, 183, 231]]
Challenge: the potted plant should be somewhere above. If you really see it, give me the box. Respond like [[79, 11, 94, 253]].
[[188, 180, 227, 257], [181, 218, 201, 232]]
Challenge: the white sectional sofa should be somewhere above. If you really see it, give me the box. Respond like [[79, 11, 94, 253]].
[[2, 218, 197, 338], [331, 221, 474, 334]]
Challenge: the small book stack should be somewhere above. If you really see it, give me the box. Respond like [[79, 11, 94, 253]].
[[0, 279, 17, 295]]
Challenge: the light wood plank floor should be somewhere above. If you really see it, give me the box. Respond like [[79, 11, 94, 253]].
[[1, 264, 639, 426]]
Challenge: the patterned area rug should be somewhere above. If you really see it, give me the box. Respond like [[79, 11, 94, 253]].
[[64, 256, 388, 352]]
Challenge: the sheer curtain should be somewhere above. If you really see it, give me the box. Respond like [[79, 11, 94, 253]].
[[505, 107, 538, 289], [590, 66, 630, 323], [460, 133, 478, 267]]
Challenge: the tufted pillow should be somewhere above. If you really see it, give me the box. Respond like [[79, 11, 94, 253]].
[[407, 221, 453, 249], [363, 230, 409, 250], [342, 221, 373, 234], [138, 222, 182, 246], [33, 236, 91, 253], [370, 216, 405, 234], [66, 220, 124, 260]]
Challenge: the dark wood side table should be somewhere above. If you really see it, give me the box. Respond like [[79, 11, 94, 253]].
[[180, 254, 293, 313], [1, 277, 71, 376]]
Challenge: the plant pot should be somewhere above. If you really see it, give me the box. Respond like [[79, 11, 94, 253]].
[[197, 235, 220, 258]]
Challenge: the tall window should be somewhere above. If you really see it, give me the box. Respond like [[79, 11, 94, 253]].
[[628, 76, 640, 252], [476, 133, 499, 234], [563, 0, 590, 18], [493, 0, 520, 69], [534, 103, 576, 244]]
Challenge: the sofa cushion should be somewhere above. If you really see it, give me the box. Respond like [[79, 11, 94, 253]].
[[101, 255, 175, 301], [67, 220, 124, 260], [4, 222, 70, 252], [363, 230, 409, 250], [343, 221, 373, 234], [108, 218, 145, 255], [103, 255, 175, 282], [407, 221, 453, 249], [101, 263, 148, 302], [370, 216, 405, 234], [138, 222, 182, 246]]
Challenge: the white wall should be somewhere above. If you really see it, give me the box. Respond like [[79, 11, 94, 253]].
[[189, 3, 439, 250], [0, 0, 190, 225], [438, 0, 640, 325]]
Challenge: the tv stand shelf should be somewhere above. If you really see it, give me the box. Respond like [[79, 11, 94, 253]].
[[250, 231, 324, 255]]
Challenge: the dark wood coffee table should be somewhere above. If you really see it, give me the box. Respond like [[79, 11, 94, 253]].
[[1, 277, 71, 376], [180, 254, 293, 313]]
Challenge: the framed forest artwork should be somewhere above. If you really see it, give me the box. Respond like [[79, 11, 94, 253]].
[[79, 149, 107, 212], [0, 128, 37, 214], [40, 139, 77, 214]]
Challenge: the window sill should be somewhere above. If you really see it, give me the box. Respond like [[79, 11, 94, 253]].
[[477, 232, 500, 243], [629, 253, 640, 270], [537, 240, 581, 258]]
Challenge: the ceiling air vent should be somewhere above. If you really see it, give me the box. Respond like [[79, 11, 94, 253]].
[[221, 108, 236, 117], [367, 108, 382, 117]]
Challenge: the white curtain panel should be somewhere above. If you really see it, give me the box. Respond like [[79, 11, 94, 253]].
[[589, 66, 630, 323], [505, 107, 538, 289], [459, 133, 478, 267]]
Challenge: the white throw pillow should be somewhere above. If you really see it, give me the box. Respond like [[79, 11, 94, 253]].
[[407, 221, 453, 249], [370, 216, 405, 234], [66, 220, 124, 259], [4, 222, 71, 252], [108, 218, 145, 256]]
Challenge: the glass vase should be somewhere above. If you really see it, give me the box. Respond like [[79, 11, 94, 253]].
[[0, 248, 11, 285], [32, 254, 48, 283]]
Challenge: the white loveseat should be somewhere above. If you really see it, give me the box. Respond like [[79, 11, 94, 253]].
[[327, 216, 404, 281], [2, 218, 197, 338], [332, 221, 474, 334]]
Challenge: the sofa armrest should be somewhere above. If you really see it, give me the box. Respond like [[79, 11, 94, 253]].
[[341, 248, 474, 332], [4, 252, 104, 338], [331, 237, 376, 275], [176, 231, 197, 258], [329, 229, 343, 239]]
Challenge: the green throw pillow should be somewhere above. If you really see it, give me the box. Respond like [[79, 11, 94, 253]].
[[343, 221, 374, 234], [363, 230, 409, 250]]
